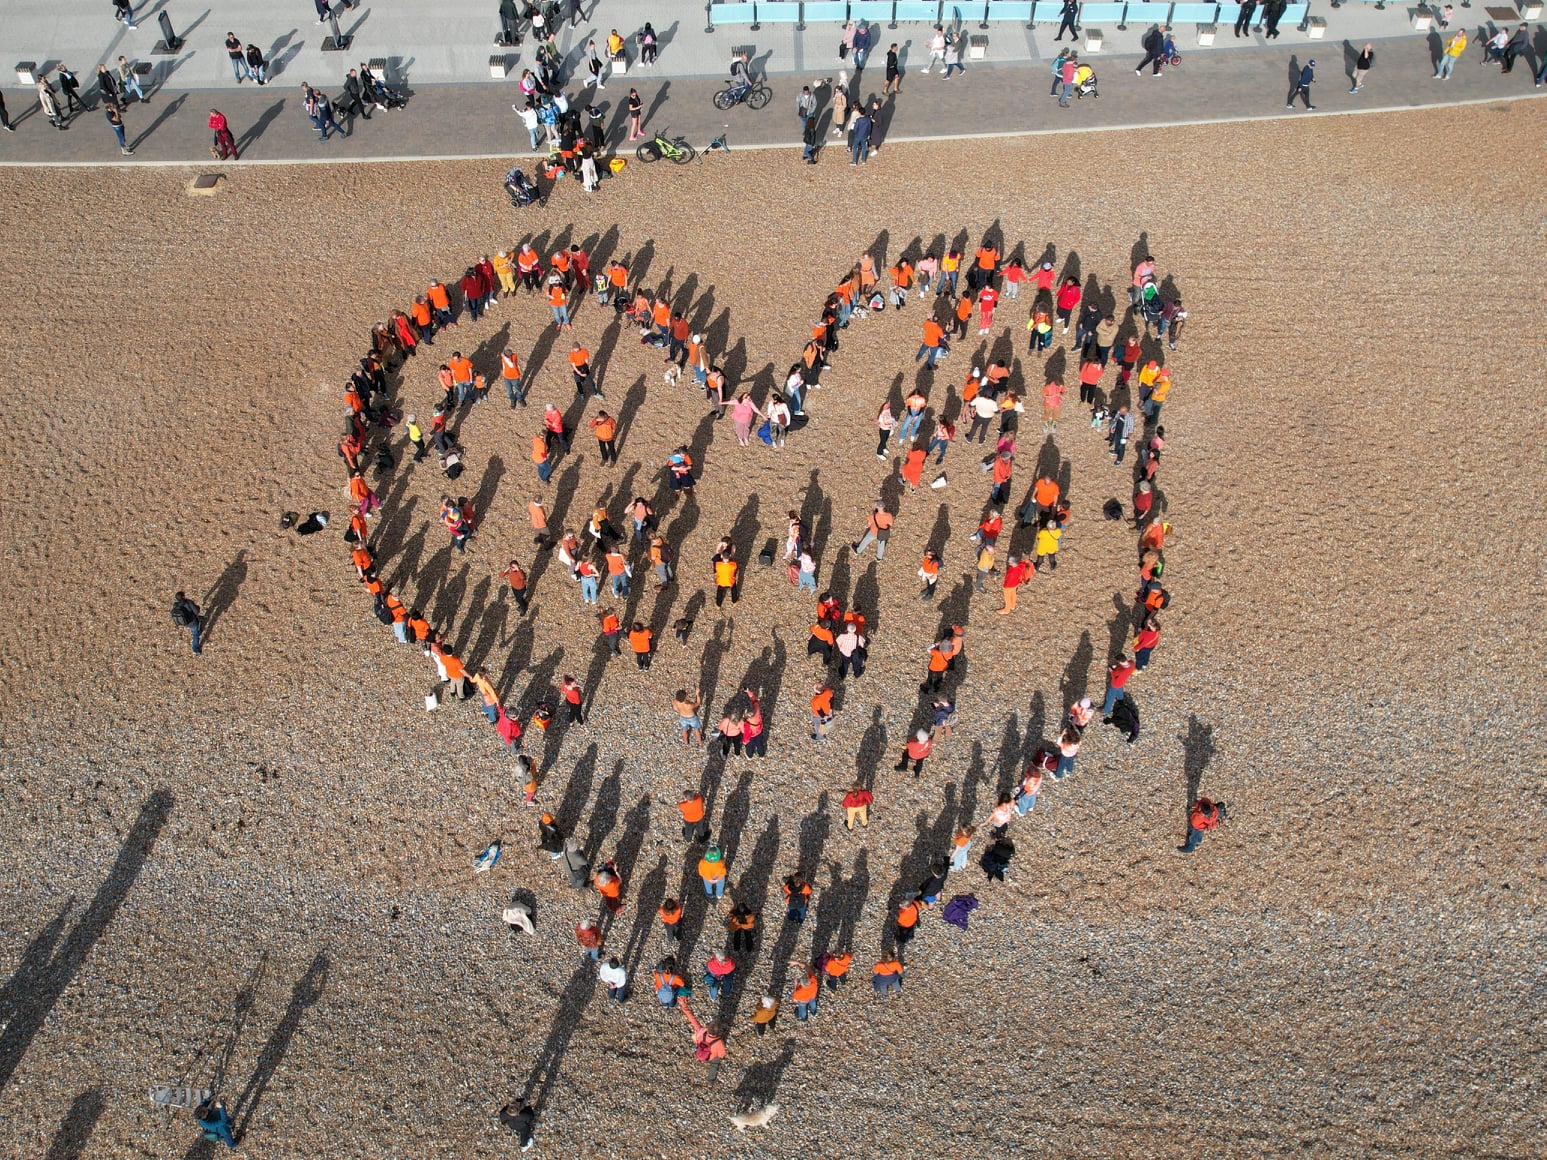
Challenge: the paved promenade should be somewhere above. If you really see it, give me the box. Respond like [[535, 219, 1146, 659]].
[[0, 0, 1543, 163]]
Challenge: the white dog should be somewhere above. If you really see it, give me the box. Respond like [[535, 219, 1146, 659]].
[[663, 364, 681, 388], [729, 1102, 780, 1131]]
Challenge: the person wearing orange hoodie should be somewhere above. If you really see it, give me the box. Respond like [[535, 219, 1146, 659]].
[[592, 862, 624, 915], [658, 898, 684, 944], [790, 961, 821, 1020], [894, 896, 924, 957], [678, 790, 708, 843], [872, 953, 904, 996], [698, 845, 728, 899], [819, 948, 853, 990], [629, 621, 653, 669]]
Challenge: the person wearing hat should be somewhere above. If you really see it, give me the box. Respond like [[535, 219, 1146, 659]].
[[852, 19, 873, 70], [698, 845, 728, 899], [1287, 59, 1315, 109]]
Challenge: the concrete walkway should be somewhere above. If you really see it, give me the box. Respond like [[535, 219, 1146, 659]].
[[0, 0, 1455, 84], [0, 0, 1543, 165]]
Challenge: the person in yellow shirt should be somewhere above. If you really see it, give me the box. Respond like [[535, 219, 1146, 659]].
[[492, 250, 516, 295], [1434, 32, 1464, 80]]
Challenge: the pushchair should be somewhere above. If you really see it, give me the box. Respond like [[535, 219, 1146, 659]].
[[504, 167, 545, 208], [359, 66, 409, 110], [1074, 62, 1099, 98]]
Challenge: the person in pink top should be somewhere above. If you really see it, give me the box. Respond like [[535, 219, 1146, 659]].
[[740, 689, 766, 757], [1042, 378, 1065, 434], [986, 792, 1016, 833], [730, 393, 764, 447]]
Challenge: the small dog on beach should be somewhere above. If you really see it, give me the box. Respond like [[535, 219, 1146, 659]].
[[729, 1102, 780, 1131]]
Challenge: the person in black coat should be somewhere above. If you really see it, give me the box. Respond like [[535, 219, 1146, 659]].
[[980, 836, 1014, 882], [1054, 0, 1079, 42], [341, 68, 372, 122], [1136, 26, 1165, 75], [1234, 0, 1257, 37], [57, 66, 82, 113], [1262, 0, 1287, 39], [499, 1102, 537, 1150], [1105, 693, 1140, 744], [916, 858, 949, 904]]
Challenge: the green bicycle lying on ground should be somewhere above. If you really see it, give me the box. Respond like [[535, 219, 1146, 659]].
[[636, 130, 696, 164]]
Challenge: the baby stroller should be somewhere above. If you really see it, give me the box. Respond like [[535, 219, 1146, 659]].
[[504, 167, 545, 208], [1074, 62, 1099, 98], [359, 65, 409, 110]]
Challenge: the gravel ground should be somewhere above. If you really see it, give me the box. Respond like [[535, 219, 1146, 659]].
[[1, 102, 1544, 1158]]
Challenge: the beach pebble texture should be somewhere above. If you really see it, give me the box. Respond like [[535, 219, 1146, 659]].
[[0, 102, 1543, 1157]]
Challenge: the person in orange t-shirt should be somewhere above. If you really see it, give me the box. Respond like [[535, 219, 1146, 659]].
[[819, 948, 853, 989], [588, 410, 618, 464], [916, 318, 945, 368], [547, 281, 571, 330], [790, 961, 820, 1020], [628, 622, 653, 669], [592, 862, 624, 915], [569, 344, 600, 397], [872, 954, 904, 996], [427, 279, 453, 327], [810, 683, 834, 740], [678, 791, 708, 843], [951, 292, 974, 339], [713, 554, 738, 607], [658, 898, 684, 943]]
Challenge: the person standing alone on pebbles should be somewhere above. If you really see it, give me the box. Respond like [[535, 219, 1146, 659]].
[[171, 591, 202, 654]]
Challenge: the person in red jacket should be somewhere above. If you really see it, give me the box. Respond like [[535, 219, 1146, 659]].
[[894, 729, 933, 778], [1054, 276, 1082, 333], [999, 554, 1031, 615], [1103, 654, 1136, 714], [1179, 797, 1227, 853], [842, 782, 873, 830], [1134, 615, 1161, 670]]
